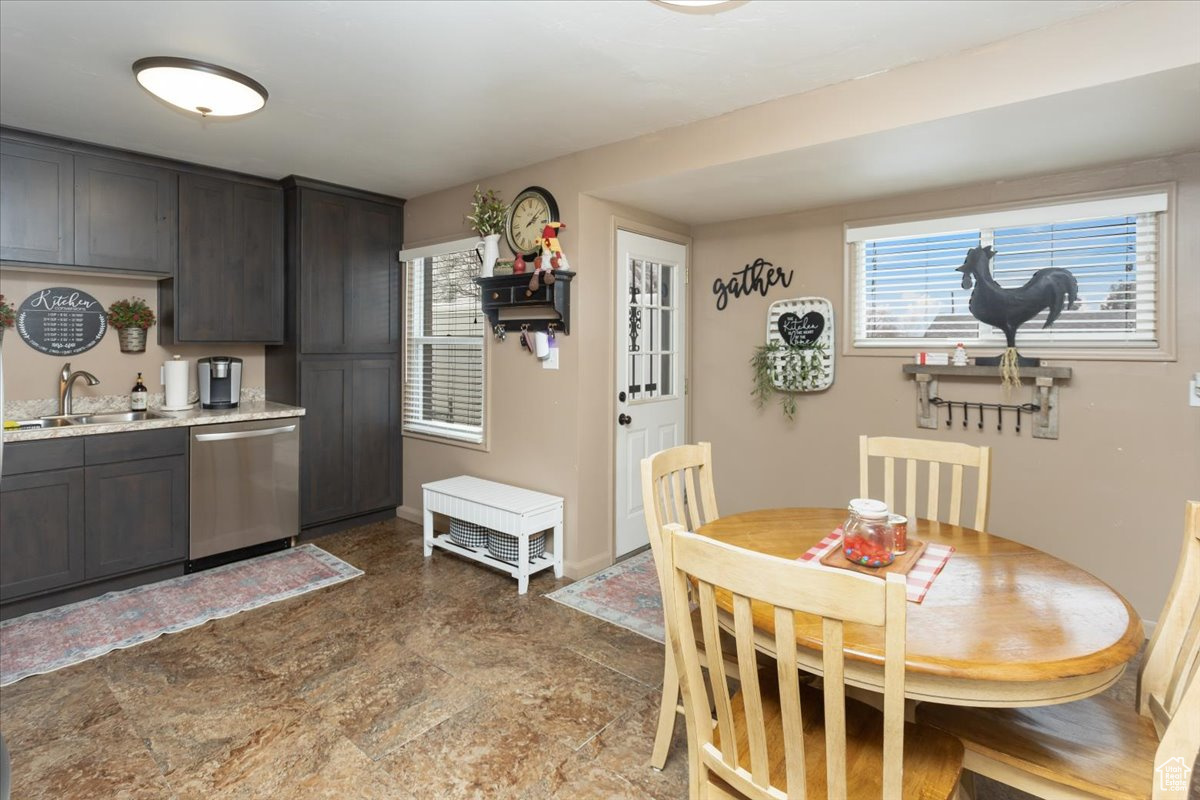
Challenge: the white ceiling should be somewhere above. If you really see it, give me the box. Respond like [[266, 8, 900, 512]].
[[0, 0, 1121, 200], [598, 64, 1200, 224]]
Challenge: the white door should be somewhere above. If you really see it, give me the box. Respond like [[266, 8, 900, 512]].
[[614, 231, 687, 557]]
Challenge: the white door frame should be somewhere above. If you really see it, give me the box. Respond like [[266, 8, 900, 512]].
[[612, 224, 690, 559]]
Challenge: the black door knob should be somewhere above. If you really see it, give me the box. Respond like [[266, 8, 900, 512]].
[[618, 413, 632, 426]]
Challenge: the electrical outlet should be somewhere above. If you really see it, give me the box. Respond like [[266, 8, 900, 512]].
[[543, 347, 559, 370]]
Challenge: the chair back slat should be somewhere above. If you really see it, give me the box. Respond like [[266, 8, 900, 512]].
[[698, 581, 739, 766], [948, 464, 964, 525], [733, 593, 771, 786], [1139, 501, 1200, 723], [660, 522, 909, 800], [774, 606, 808, 799], [859, 435, 991, 530], [822, 617, 848, 800]]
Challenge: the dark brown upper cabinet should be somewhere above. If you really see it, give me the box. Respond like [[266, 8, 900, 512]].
[[0, 139, 74, 265], [161, 173, 284, 344], [74, 154, 177, 275], [298, 188, 402, 354]]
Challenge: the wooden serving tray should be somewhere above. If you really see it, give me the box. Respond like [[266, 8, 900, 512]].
[[820, 539, 929, 578]]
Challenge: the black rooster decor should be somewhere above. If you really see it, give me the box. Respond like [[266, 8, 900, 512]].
[[957, 245, 1078, 384]]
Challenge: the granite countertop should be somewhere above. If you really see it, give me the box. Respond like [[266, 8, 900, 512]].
[[4, 400, 305, 443]]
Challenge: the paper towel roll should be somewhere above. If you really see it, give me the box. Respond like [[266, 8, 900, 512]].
[[162, 356, 190, 409], [535, 331, 550, 359]]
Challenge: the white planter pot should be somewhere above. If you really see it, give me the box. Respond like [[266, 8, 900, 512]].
[[476, 234, 501, 278]]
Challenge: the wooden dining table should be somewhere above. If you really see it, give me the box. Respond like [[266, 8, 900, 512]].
[[696, 508, 1145, 708]]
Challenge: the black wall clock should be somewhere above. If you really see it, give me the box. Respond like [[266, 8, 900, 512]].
[[505, 186, 559, 261]]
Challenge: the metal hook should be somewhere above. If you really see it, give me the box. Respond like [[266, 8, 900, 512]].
[[996, 405, 1002, 432], [978, 402, 984, 430], [946, 402, 953, 428], [962, 401, 968, 429]]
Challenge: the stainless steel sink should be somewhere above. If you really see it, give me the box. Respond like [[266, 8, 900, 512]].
[[69, 411, 167, 425], [12, 417, 77, 429]]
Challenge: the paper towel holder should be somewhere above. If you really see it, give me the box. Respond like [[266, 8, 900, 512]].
[[160, 354, 196, 411]]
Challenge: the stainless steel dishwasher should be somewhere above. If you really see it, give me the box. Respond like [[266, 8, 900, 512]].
[[189, 418, 300, 562]]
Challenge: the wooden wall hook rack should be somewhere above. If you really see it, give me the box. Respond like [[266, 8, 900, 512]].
[[902, 364, 1072, 440]]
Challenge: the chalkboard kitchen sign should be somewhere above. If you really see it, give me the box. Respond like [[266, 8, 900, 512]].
[[16, 287, 108, 355]]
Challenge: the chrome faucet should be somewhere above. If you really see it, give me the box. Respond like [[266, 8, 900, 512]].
[[57, 363, 100, 416]]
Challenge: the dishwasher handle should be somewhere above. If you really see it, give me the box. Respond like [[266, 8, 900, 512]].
[[193, 424, 296, 442]]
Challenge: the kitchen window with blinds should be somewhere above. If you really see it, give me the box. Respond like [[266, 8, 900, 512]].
[[846, 192, 1168, 352], [400, 237, 485, 445]]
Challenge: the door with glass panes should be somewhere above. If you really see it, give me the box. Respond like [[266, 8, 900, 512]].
[[614, 231, 687, 557]]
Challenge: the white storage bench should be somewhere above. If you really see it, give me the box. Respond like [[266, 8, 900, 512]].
[[422, 476, 564, 594]]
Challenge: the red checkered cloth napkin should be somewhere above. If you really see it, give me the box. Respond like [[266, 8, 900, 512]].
[[798, 529, 954, 604]]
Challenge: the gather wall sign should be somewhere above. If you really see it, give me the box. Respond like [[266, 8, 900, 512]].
[[712, 257, 794, 311]]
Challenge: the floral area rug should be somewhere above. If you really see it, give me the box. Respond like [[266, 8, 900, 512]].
[[546, 550, 664, 643], [0, 544, 362, 686]]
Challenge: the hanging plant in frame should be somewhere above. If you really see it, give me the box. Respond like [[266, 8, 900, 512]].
[[751, 297, 836, 421], [750, 341, 828, 420]]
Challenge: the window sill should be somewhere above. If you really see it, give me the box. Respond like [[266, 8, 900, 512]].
[[841, 344, 1177, 363], [403, 429, 490, 453]]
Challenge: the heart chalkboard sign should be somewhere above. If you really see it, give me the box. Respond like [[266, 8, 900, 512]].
[[777, 310, 825, 346]]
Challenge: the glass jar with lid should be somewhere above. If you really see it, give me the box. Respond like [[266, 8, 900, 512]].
[[842, 498, 896, 567]]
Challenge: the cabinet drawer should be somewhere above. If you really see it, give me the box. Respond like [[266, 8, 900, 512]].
[[482, 283, 551, 308], [1, 437, 84, 476], [84, 428, 187, 465]]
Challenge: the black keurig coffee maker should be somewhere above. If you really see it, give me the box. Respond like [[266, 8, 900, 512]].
[[198, 356, 242, 409]]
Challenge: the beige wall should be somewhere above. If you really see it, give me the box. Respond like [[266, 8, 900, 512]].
[[690, 153, 1200, 621], [402, 173, 687, 577], [0, 270, 264, 404]]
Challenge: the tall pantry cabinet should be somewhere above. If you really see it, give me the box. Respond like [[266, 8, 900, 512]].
[[266, 177, 404, 534]]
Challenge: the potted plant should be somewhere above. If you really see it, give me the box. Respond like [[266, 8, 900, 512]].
[[465, 186, 508, 277], [0, 295, 13, 345], [750, 341, 828, 420], [107, 297, 156, 353]]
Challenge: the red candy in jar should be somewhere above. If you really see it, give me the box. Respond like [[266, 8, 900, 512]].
[[842, 498, 895, 568]]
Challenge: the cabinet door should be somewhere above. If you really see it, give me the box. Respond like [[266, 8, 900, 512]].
[[299, 192, 351, 353], [0, 139, 74, 264], [85, 455, 187, 579], [234, 183, 285, 342], [0, 468, 85, 600], [299, 359, 354, 525], [299, 191, 401, 354], [345, 201, 402, 352], [75, 155, 177, 274], [176, 173, 235, 340], [352, 357, 401, 512]]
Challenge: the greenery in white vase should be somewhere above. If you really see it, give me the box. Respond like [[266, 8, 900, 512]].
[[466, 186, 508, 236]]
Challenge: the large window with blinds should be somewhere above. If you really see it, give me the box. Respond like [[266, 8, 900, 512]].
[[846, 192, 1166, 351], [400, 238, 485, 444]]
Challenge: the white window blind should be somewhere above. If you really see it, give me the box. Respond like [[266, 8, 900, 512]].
[[848, 193, 1165, 349], [401, 238, 485, 444]]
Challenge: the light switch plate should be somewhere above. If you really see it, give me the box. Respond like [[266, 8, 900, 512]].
[[543, 347, 559, 370], [1190, 373, 1199, 407]]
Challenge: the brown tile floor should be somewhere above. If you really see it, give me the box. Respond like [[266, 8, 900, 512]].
[[0, 517, 1142, 799]]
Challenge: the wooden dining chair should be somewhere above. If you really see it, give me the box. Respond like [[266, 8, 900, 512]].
[[859, 435, 992, 530], [641, 442, 739, 770], [656, 522, 965, 799], [918, 500, 1200, 800]]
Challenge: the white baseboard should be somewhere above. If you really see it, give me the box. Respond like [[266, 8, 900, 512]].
[[395, 505, 422, 524]]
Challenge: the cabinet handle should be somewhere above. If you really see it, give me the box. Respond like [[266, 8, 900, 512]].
[[492, 292, 500, 300], [193, 424, 296, 442]]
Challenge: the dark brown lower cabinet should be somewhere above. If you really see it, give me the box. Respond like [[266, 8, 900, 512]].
[[299, 356, 400, 528], [85, 455, 187, 579], [0, 468, 85, 600], [0, 429, 188, 612]]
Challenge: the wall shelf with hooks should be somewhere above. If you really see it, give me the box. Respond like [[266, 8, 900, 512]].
[[902, 363, 1072, 440], [476, 270, 574, 340]]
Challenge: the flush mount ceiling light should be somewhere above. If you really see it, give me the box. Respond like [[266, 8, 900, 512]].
[[132, 57, 267, 117], [650, 0, 747, 13]]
